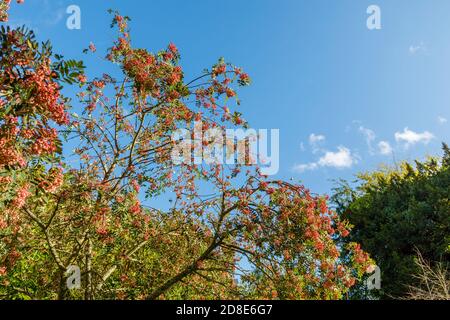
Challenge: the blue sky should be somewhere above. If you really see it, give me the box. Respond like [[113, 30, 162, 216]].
[[7, 0, 450, 194]]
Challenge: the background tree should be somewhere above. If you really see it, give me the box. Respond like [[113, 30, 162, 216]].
[[332, 144, 450, 299]]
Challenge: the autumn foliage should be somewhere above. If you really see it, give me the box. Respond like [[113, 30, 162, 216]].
[[0, 0, 23, 22], [0, 4, 373, 300]]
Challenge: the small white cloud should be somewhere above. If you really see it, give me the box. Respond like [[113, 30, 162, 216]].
[[409, 42, 427, 55], [395, 128, 434, 148], [309, 133, 325, 144], [318, 147, 356, 168], [300, 142, 306, 152], [359, 126, 376, 154], [293, 163, 318, 173], [293, 146, 357, 173], [378, 141, 393, 155], [359, 126, 376, 141], [438, 116, 447, 124], [309, 133, 326, 153], [409, 46, 420, 54]]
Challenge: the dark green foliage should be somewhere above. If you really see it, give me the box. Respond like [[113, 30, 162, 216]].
[[332, 143, 450, 299]]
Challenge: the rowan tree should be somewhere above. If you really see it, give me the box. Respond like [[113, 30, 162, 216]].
[[0, 0, 23, 22], [0, 6, 373, 300]]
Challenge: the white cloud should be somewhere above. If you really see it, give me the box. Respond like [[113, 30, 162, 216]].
[[293, 146, 357, 173], [318, 147, 356, 168], [395, 128, 434, 148], [378, 141, 393, 155], [409, 46, 420, 54], [309, 133, 325, 144], [293, 163, 318, 173], [359, 126, 376, 154], [438, 116, 447, 125], [309, 133, 325, 153], [300, 142, 306, 152], [409, 42, 427, 55]]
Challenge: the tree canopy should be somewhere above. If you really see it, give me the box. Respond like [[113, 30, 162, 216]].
[[0, 3, 372, 300], [332, 144, 450, 299]]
